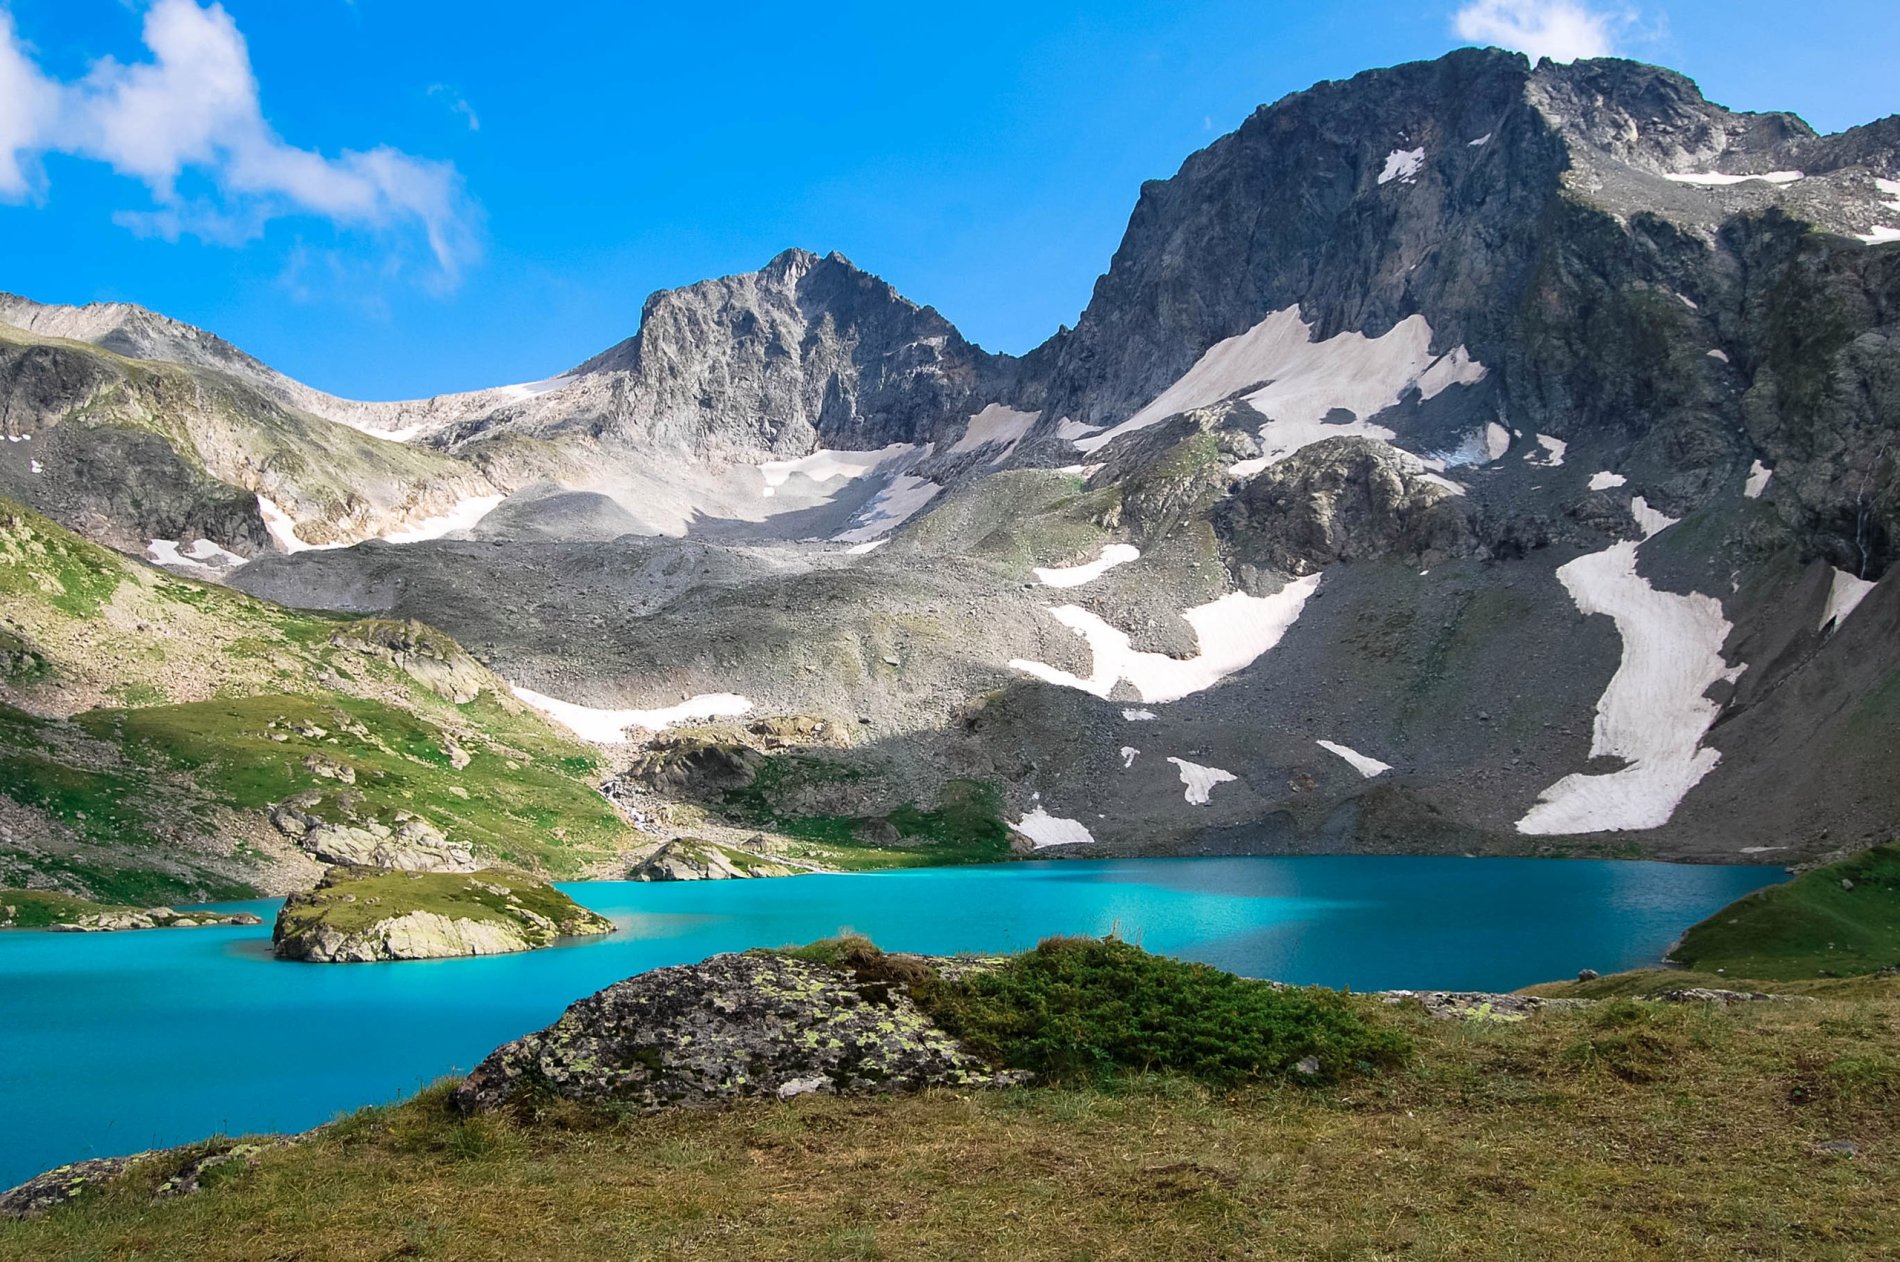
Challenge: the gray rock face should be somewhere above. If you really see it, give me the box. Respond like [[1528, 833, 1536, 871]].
[[445, 248, 1024, 459], [269, 802, 477, 873], [1217, 437, 1479, 570], [453, 952, 1008, 1113]]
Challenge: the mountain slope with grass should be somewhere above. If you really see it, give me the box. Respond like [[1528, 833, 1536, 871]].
[[3, 48, 1899, 878], [0, 497, 635, 901]]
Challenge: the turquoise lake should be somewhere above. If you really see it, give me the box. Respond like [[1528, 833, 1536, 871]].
[[0, 856, 1784, 1186]]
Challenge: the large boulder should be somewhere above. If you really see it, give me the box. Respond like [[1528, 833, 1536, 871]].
[[453, 951, 1008, 1113], [272, 867, 613, 963]]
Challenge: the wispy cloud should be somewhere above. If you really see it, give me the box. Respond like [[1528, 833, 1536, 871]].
[[1452, 0, 1631, 63], [429, 84, 480, 132], [0, 0, 479, 285]]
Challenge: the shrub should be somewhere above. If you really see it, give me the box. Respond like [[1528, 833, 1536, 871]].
[[899, 936, 1407, 1085]]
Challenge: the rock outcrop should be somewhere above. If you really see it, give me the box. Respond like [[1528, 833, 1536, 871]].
[[328, 619, 489, 704], [1217, 436, 1480, 570], [269, 800, 477, 873], [628, 838, 801, 881], [453, 951, 1010, 1113], [272, 867, 613, 963]]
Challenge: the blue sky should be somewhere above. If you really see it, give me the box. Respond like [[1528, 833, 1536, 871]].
[[0, 0, 1894, 399]]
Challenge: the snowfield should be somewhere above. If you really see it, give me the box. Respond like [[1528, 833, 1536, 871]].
[[510, 687, 753, 744], [1664, 170, 1803, 186], [1010, 574, 1321, 704], [832, 474, 941, 543], [1516, 540, 1743, 835], [1073, 308, 1485, 466], [1034, 544, 1140, 588], [380, 494, 505, 544], [758, 444, 919, 498], [1011, 809, 1097, 848], [1167, 757, 1237, 805], [1587, 471, 1626, 491], [1316, 740, 1392, 778], [949, 404, 1038, 459]]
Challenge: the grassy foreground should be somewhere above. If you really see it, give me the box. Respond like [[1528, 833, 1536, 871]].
[[4, 976, 1896, 1261]]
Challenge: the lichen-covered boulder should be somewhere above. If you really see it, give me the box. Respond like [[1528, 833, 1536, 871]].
[[273, 867, 613, 963], [453, 952, 1008, 1113]]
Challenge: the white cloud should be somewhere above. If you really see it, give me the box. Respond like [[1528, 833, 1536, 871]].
[[0, 12, 58, 197], [0, 0, 477, 283], [1452, 0, 1625, 63]]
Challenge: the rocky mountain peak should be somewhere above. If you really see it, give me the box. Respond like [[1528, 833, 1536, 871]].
[[543, 250, 1015, 456]]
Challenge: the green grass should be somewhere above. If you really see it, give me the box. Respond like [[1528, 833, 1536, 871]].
[[0, 889, 126, 928], [69, 693, 629, 878], [1669, 845, 1900, 980], [6, 975, 1897, 1260], [275, 868, 610, 944]]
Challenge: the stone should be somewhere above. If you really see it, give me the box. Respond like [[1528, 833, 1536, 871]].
[[1577, 969, 1601, 982], [453, 951, 1013, 1114]]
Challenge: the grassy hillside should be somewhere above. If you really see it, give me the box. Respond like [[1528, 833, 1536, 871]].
[[4, 978, 1894, 1260], [0, 498, 634, 900], [1665, 845, 1900, 980], [0, 322, 489, 546]]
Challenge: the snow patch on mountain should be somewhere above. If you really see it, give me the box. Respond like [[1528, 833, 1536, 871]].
[[380, 495, 505, 544], [1378, 146, 1425, 185], [1120, 746, 1140, 769], [1529, 434, 1567, 467], [758, 444, 920, 498], [1516, 542, 1742, 835], [1588, 470, 1627, 490], [510, 687, 752, 744], [1820, 568, 1877, 631], [1034, 544, 1140, 588], [1316, 740, 1392, 778], [1009, 574, 1321, 704], [1861, 179, 1900, 244], [949, 404, 1037, 459], [832, 475, 941, 543], [1011, 809, 1097, 848], [1744, 460, 1772, 499], [1630, 496, 1678, 540], [1167, 757, 1237, 805], [1075, 308, 1484, 463], [1664, 170, 1803, 186]]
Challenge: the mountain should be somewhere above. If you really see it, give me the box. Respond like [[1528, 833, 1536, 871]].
[[2, 47, 1897, 899]]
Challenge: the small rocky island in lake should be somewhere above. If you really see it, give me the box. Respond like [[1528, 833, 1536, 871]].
[[272, 867, 614, 962], [0, 890, 262, 932], [628, 837, 803, 881]]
